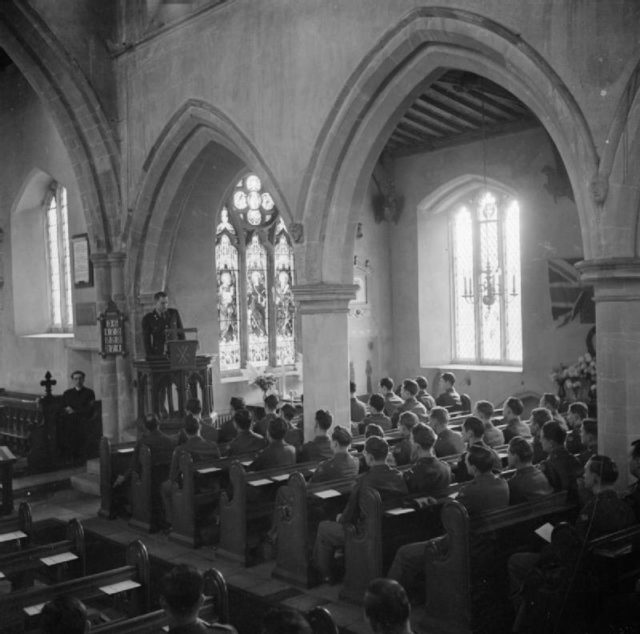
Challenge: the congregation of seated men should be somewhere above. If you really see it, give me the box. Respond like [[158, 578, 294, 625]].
[[109, 370, 640, 633]]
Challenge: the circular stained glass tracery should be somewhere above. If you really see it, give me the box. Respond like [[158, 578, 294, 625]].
[[230, 174, 278, 228]]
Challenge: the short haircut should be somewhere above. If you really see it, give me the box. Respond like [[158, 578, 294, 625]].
[[412, 423, 437, 450], [185, 398, 202, 415], [230, 396, 246, 411], [379, 377, 394, 391], [541, 392, 560, 410], [315, 409, 333, 431], [582, 418, 598, 438], [280, 403, 296, 421], [429, 406, 450, 426], [402, 379, 419, 396], [587, 455, 619, 485], [154, 291, 168, 301], [541, 420, 567, 445], [261, 607, 312, 634], [415, 376, 428, 390], [398, 411, 419, 431], [364, 578, 410, 632], [505, 397, 524, 416], [369, 393, 385, 413], [475, 400, 494, 419], [332, 426, 352, 447], [350, 381, 357, 394], [509, 436, 533, 462], [441, 371, 456, 385], [160, 564, 203, 617], [234, 408, 253, 431], [365, 436, 389, 461], [365, 423, 384, 438], [41, 596, 87, 634], [463, 416, 485, 439], [70, 370, 86, 380], [466, 444, 495, 473], [184, 415, 200, 436], [268, 417, 288, 441], [530, 407, 553, 428], [568, 402, 588, 420], [264, 394, 279, 410], [144, 413, 160, 432]]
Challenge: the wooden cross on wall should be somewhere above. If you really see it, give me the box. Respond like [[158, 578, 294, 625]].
[[40, 371, 56, 397]]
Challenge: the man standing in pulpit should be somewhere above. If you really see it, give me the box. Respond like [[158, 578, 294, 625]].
[[142, 291, 185, 358], [59, 370, 95, 464]]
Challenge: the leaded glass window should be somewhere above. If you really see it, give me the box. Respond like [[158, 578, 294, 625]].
[[451, 190, 521, 364], [214, 174, 297, 371], [45, 183, 73, 330]]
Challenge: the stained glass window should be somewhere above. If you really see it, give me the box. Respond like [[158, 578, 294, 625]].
[[214, 173, 297, 371], [45, 183, 73, 330], [451, 190, 521, 365]]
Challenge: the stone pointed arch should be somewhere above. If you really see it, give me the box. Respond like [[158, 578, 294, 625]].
[[0, 1, 119, 252], [127, 99, 293, 300], [298, 7, 599, 285]]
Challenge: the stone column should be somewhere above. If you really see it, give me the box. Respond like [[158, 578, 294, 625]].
[[109, 252, 135, 439], [578, 257, 640, 488], [293, 283, 358, 441], [92, 253, 118, 440]]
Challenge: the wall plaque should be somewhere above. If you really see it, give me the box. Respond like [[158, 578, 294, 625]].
[[98, 300, 127, 357], [72, 234, 93, 288]]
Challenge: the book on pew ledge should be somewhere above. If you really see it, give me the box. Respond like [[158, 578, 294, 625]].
[[314, 489, 342, 499], [271, 474, 290, 482], [40, 552, 79, 566], [385, 507, 416, 516], [248, 478, 272, 487], [0, 530, 27, 542], [411, 496, 440, 509], [197, 466, 222, 474], [24, 603, 45, 616], [535, 522, 554, 543], [116, 447, 134, 454], [240, 460, 252, 467], [100, 579, 141, 595], [0, 571, 5, 579]]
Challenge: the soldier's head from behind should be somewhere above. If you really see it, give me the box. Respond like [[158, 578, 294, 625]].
[[233, 408, 253, 432], [267, 417, 288, 442], [363, 578, 412, 634], [159, 564, 204, 626], [40, 596, 89, 634], [261, 606, 312, 634], [364, 436, 389, 467], [184, 415, 200, 437], [144, 413, 160, 433]]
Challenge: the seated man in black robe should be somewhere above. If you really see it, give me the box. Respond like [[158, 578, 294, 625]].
[[58, 370, 95, 463]]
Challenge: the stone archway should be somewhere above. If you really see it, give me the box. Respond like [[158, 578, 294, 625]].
[[127, 99, 293, 302], [0, 1, 119, 252], [298, 7, 599, 286]]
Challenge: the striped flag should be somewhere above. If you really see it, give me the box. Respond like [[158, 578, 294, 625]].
[[547, 258, 594, 327]]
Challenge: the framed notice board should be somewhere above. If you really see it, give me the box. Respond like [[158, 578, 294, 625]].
[[98, 300, 127, 357]]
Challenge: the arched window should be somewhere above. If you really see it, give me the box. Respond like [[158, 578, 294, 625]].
[[215, 174, 296, 371], [45, 183, 73, 330], [451, 190, 521, 364]]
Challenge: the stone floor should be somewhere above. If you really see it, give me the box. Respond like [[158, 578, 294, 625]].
[[10, 482, 434, 633]]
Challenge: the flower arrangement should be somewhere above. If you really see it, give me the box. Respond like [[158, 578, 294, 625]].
[[550, 352, 597, 402], [252, 372, 278, 394]]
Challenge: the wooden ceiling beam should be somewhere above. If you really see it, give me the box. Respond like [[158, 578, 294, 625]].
[[398, 115, 445, 138], [388, 117, 540, 158], [403, 110, 454, 136], [416, 94, 482, 128]]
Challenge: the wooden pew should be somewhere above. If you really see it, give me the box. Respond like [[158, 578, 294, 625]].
[[217, 460, 316, 565], [167, 450, 260, 548], [0, 501, 33, 553], [1, 539, 150, 632], [92, 567, 229, 633], [99, 436, 137, 519], [421, 493, 578, 633], [129, 444, 171, 532], [0, 518, 85, 590], [272, 472, 357, 587]]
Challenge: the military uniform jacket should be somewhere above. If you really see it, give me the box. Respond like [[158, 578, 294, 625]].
[[350, 396, 367, 423], [360, 412, 392, 433], [502, 419, 533, 443], [483, 424, 504, 448], [538, 446, 584, 495], [254, 412, 277, 438], [404, 456, 452, 494], [454, 440, 502, 482], [435, 388, 462, 412], [434, 428, 465, 458], [249, 440, 296, 471], [310, 452, 359, 483], [507, 465, 553, 505], [391, 396, 428, 426], [391, 437, 418, 467], [340, 464, 408, 525], [575, 489, 636, 541], [298, 435, 333, 463], [457, 472, 509, 515], [383, 392, 404, 418], [227, 430, 266, 456], [132, 428, 175, 471], [169, 436, 221, 482], [142, 307, 184, 357], [416, 389, 436, 411]]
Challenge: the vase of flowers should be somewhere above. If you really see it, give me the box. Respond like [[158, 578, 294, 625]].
[[551, 353, 597, 406], [252, 372, 278, 398]]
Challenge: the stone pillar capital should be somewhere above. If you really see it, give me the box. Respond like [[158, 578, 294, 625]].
[[577, 257, 640, 302], [292, 283, 358, 314]]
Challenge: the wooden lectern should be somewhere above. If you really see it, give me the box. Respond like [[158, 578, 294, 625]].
[[134, 328, 215, 433]]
